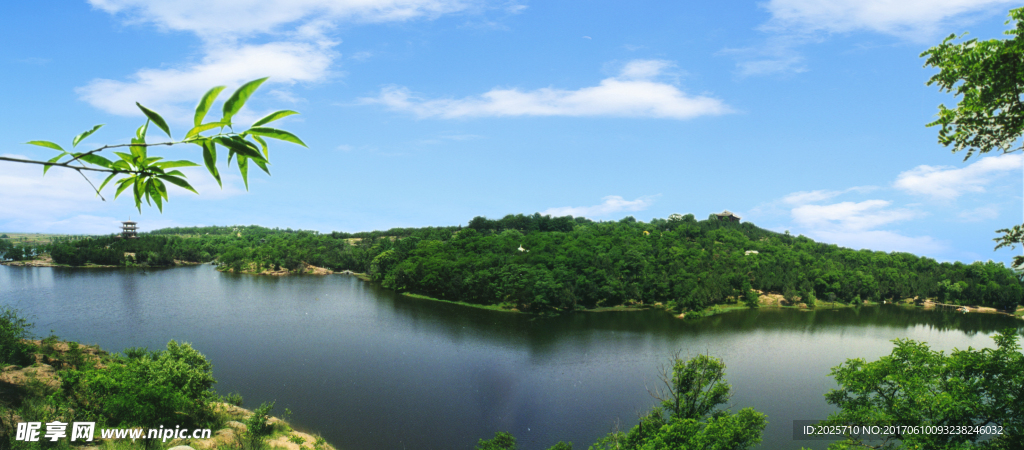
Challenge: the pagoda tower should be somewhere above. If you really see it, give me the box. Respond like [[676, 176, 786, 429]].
[[120, 218, 138, 239]]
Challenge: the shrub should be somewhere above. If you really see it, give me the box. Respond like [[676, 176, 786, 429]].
[[476, 432, 516, 450], [744, 290, 759, 308], [222, 392, 244, 406], [0, 306, 35, 366], [803, 290, 816, 308], [243, 401, 275, 450], [57, 340, 217, 429]]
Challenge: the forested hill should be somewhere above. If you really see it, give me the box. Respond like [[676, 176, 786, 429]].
[[29, 213, 1024, 313]]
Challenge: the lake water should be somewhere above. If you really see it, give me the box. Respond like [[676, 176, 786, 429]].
[[2, 264, 1021, 449]]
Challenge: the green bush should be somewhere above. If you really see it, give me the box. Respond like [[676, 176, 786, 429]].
[[476, 432, 516, 450], [744, 290, 759, 308], [243, 401, 276, 450], [56, 340, 217, 429], [803, 290, 816, 308], [222, 392, 244, 406], [0, 306, 35, 366]]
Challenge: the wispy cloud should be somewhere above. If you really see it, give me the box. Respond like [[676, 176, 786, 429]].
[[791, 200, 918, 232], [957, 205, 1000, 222], [782, 186, 877, 205], [79, 0, 476, 119], [78, 41, 335, 120], [362, 60, 731, 119], [788, 199, 942, 253], [0, 153, 247, 234], [542, 195, 657, 218], [893, 153, 1022, 201], [87, 0, 474, 39], [762, 0, 1013, 41], [767, 156, 1022, 255], [729, 0, 1014, 76], [721, 35, 809, 77]]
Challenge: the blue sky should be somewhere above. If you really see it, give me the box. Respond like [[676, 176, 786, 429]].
[[1, 0, 1023, 265]]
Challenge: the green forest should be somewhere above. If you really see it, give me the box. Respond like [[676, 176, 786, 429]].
[[7, 213, 1022, 314]]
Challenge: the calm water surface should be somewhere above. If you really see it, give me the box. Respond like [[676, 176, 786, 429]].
[[2, 264, 1021, 449]]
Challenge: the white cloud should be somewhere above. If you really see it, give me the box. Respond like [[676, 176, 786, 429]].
[[88, 0, 472, 39], [782, 186, 877, 205], [79, 0, 474, 119], [0, 154, 120, 233], [721, 35, 809, 77], [732, 0, 1013, 76], [787, 199, 943, 253], [542, 195, 656, 218], [792, 200, 918, 232], [957, 205, 1000, 222], [78, 41, 335, 120], [363, 60, 730, 119], [0, 153, 246, 233], [350, 51, 374, 61], [893, 153, 1022, 201], [811, 230, 945, 254], [763, 0, 1013, 40]]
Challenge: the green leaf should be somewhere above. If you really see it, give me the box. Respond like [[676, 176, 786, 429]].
[[77, 153, 115, 169], [43, 153, 66, 175], [252, 110, 298, 127], [97, 173, 119, 195], [136, 122, 148, 141], [246, 127, 307, 147], [153, 178, 168, 201], [133, 177, 144, 211], [252, 155, 271, 175], [252, 135, 269, 158], [202, 140, 222, 188], [72, 125, 104, 148], [147, 179, 163, 212], [154, 160, 200, 169], [237, 155, 249, 190], [114, 177, 134, 199], [185, 122, 227, 140], [215, 136, 266, 161], [26, 141, 65, 151], [158, 175, 199, 195], [114, 152, 136, 166], [195, 85, 226, 127], [136, 103, 172, 138], [222, 77, 268, 124]]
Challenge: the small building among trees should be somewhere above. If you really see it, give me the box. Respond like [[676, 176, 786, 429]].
[[714, 210, 741, 222], [119, 220, 138, 239]]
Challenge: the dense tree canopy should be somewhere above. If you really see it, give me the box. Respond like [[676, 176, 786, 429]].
[[23, 214, 1024, 315], [819, 329, 1023, 449]]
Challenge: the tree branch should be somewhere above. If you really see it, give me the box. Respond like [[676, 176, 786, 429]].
[[0, 156, 120, 173]]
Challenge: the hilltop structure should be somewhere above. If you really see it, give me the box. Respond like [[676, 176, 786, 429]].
[[119, 219, 138, 239], [714, 210, 741, 222]]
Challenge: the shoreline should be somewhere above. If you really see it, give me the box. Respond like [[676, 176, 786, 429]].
[[7, 260, 1022, 320]]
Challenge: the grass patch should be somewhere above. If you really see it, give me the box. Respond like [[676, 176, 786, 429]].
[[353, 273, 372, 282], [401, 293, 518, 313]]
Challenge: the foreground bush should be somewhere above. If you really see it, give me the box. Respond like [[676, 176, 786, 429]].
[[55, 340, 217, 429]]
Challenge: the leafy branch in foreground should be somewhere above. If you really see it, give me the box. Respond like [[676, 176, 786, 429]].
[[922, 7, 1024, 268], [0, 77, 306, 213]]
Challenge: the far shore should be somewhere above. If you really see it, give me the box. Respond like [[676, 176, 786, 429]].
[[6, 257, 1022, 320]]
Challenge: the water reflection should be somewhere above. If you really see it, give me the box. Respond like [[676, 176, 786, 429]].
[[1, 264, 1019, 450]]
